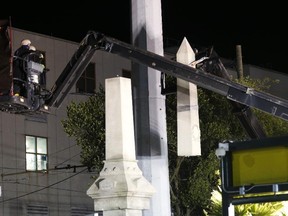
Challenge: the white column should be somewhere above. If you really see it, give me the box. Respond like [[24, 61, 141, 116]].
[[87, 77, 155, 216], [131, 0, 171, 215], [177, 37, 201, 156]]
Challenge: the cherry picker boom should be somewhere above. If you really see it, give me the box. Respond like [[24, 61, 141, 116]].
[[1, 30, 288, 134], [47, 31, 288, 121]]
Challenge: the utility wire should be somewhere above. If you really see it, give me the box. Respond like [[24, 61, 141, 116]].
[[1, 163, 89, 177], [1, 149, 82, 177], [3, 181, 87, 194], [49, 144, 77, 156], [0, 167, 88, 203], [52, 152, 81, 167]]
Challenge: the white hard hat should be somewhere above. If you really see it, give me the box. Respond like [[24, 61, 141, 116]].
[[21, 39, 31, 46], [29, 45, 36, 51]]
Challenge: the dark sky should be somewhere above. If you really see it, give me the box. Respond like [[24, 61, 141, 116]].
[[3, 3, 288, 73]]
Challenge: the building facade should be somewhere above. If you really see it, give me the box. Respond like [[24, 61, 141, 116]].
[[0, 27, 131, 216], [1, 27, 287, 216]]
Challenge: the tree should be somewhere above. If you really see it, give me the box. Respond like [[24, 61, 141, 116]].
[[166, 75, 247, 215], [62, 85, 105, 173], [204, 186, 287, 216], [61, 76, 288, 215], [199, 76, 288, 216]]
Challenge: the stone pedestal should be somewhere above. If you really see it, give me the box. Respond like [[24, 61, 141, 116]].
[[87, 77, 155, 216]]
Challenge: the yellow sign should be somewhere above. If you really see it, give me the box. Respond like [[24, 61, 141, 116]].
[[232, 146, 288, 187]]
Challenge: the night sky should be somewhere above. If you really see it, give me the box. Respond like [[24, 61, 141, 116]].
[[3, 3, 288, 72]]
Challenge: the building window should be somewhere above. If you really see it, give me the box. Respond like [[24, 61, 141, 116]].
[[122, 69, 131, 78], [26, 135, 48, 172], [76, 63, 95, 93]]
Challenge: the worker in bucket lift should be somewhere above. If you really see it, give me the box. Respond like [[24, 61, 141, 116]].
[[12, 39, 32, 96], [26, 45, 45, 95]]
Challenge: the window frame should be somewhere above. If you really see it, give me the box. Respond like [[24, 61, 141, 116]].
[[76, 62, 96, 93], [25, 135, 48, 172]]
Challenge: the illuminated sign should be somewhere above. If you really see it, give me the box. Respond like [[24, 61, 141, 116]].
[[232, 146, 288, 186], [218, 135, 288, 195]]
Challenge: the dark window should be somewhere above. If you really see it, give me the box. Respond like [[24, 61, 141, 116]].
[[122, 69, 131, 78], [76, 63, 95, 93]]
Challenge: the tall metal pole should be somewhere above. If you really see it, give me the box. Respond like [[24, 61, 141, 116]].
[[130, 0, 171, 215]]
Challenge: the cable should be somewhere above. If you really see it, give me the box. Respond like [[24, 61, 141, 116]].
[[0, 167, 88, 203], [0, 145, 81, 177], [1, 162, 90, 178], [3, 181, 87, 194], [49, 144, 77, 156], [52, 152, 80, 167]]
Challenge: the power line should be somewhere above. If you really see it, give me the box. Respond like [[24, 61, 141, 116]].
[[1, 163, 90, 178], [3, 181, 88, 194], [1, 149, 82, 177], [0, 168, 88, 203]]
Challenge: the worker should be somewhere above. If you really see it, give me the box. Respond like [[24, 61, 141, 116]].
[[29, 45, 36, 51], [27, 45, 44, 63], [12, 39, 32, 96]]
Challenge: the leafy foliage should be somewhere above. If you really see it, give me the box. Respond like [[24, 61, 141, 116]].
[[61, 85, 105, 172], [234, 76, 288, 137], [166, 75, 288, 215], [205, 187, 287, 216], [204, 76, 288, 216], [166, 75, 247, 215], [62, 74, 288, 215]]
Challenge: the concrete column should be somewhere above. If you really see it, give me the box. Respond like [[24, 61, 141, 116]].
[[87, 77, 155, 216], [131, 0, 171, 215], [176, 37, 201, 156]]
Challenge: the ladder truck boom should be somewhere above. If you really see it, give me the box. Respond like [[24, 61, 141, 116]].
[[1, 29, 288, 127], [58, 31, 288, 122]]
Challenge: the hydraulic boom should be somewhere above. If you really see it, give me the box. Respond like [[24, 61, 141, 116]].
[[48, 31, 288, 123], [1, 29, 288, 127]]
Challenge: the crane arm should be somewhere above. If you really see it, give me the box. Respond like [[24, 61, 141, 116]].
[[94, 32, 288, 122]]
